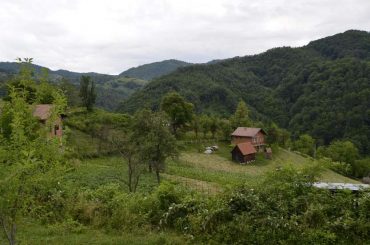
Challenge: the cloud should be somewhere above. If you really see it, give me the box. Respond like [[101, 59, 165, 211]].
[[0, 0, 369, 74]]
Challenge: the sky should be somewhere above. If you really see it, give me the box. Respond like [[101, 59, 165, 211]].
[[0, 0, 369, 74]]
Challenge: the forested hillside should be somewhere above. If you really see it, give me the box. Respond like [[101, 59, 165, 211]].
[[119, 59, 192, 80], [119, 30, 370, 154], [0, 62, 147, 110], [0, 59, 192, 110]]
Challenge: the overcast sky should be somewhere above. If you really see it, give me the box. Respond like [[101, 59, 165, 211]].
[[0, 0, 369, 74]]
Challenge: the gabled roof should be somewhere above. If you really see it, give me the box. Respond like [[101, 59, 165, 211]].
[[231, 127, 266, 137], [235, 142, 257, 155], [33, 104, 53, 120]]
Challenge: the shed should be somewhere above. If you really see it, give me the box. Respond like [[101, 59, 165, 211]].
[[33, 104, 63, 138], [231, 142, 257, 163]]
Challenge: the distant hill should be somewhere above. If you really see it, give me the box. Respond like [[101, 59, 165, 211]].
[[118, 30, 370, 154], [0, 59, 195, 110], [0, 62, 146, 111], [119, 59, 192, 80]]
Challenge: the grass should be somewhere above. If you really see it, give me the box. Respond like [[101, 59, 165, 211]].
[[1, 130, 360, 244], [165, 142, 360, 191], [64, 156, 158, 193], [1, 220, 186, 245]]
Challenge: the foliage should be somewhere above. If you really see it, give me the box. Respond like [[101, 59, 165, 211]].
[[0, 58, 67, 245], [352, 158, 370, 178], [119, 30, 370, 155], [120, 59, 192, 80], [230, 100, 251, 129], [160, 92, 194, 136], [317, 140, 359, 164], [132, 110, 178, 183], [79, 76, 96, 111], [293, 134, 315, 157]]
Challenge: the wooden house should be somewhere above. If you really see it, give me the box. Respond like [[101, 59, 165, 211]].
[[231, 142, 257, 163], [33, 104, 63, 138], [231, 127, 267, 151]]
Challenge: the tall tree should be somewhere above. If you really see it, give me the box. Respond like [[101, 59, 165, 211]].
[[209, 116, 219, 139], [144, 111, 178, 183], [190, 115, 201, 139], [58, 78, 81, 106], [230, 100, 251, 129], [79, 75, 96, 111], [218, 118, 232, 141], [200, 115, 211, 138], [160, 92, 193, 136]]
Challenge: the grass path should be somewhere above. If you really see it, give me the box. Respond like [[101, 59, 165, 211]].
[[162, 173, 222, 194]]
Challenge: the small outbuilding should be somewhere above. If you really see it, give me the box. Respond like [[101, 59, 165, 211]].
[[231, 142, 257, 163], [33, 104, 64, 138]]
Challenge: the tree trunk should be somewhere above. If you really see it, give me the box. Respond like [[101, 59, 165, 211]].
[[10, 223, 16, 245], [155, 169, 160, 184], [128, 159, 133, 192]]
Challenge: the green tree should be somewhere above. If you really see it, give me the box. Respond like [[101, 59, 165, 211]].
[[209, 116, 219, 139], [4, 58, 37, 103], [200, 115, 211, 138], [79, 75, 96, 111], [190, 115, 201, 139], [230, 100, 251, 129], [0, 59, 66, 245], [141, 110, 178, 183], [58, 78, 81, 106], [317, 140, 359, 164], [293, 134, 315, 156], [160, 92, 193, 136], [35, 68, 55, 104], [218, 118, 232, 141]]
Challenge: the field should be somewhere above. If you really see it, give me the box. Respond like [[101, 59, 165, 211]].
[[165, 142, 359, 193], [4, 130, 360, 244]]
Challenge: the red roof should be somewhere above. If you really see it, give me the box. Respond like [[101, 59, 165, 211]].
[[33, 104, 53, 120], [236, 142, 257, 155], [231, 127, 266, 137]]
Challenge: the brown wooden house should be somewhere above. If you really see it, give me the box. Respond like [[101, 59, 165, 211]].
[[33, 104, 63, 138], [231, 142, 257, 163], [231, 127, 267, 151]]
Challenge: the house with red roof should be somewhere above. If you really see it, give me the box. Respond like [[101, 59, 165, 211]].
[[230, 127, 269, 163], [33, 104, 63, 138], [231, 127, 267, 151]]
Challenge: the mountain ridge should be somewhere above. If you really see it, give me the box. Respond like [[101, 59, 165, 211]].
[[118, 30, 370, 154]]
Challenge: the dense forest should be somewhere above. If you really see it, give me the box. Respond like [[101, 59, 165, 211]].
[[119, 59, 192, 80], [118, 30, 370, 154]]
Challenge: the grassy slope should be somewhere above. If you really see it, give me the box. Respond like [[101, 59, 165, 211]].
[[165, 142, 359, 192]]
